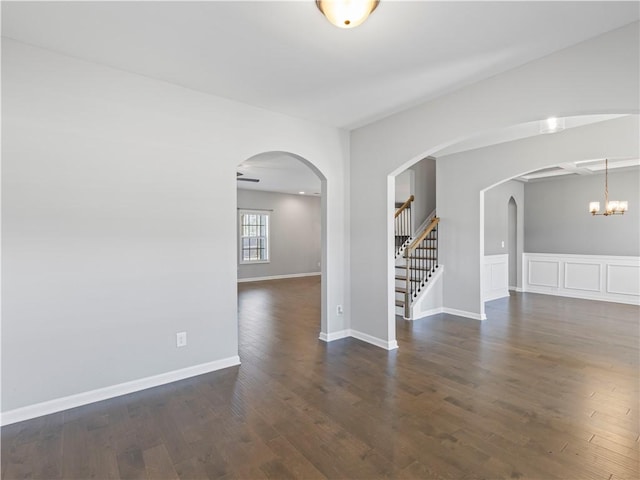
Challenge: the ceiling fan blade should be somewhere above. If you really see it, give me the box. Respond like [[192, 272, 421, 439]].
[[237, 177, 260, 182]]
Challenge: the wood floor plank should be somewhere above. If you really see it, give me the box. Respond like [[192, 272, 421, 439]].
[[1, 278, 638, 479], [143, 444, 180, 480]]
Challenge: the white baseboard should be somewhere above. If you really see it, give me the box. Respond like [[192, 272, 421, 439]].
[[350, 329, 399, 350], [522, 286, 640, 306], [1, 356, 241, 426], [406, 305, 487, 322], [238, 272, 320, 283], [442, 307, 486, 321], [318, 329, 350, 342], [320, 328, 398, 350], [411, 307, 444, 320]]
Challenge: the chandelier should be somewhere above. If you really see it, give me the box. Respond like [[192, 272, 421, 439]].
[[589, 159, 628, 216]]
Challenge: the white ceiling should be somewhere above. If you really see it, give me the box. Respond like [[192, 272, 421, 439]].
[[2, 1, 638, 129], [434, 114, 629, 157], [237, 152, 322, 196], [3, 2, 638, 195]]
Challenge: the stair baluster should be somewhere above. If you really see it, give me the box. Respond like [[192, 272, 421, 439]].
[[394, 195, 414, 258], [403, 217, 439, 318]]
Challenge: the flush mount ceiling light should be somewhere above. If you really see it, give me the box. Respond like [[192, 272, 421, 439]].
[[540, 117, 565, 134], [589, 159, 628, 216], [316, 0, 379, 29]]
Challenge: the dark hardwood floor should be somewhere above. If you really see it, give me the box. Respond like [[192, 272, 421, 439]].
[[2, 276, 638, 479]]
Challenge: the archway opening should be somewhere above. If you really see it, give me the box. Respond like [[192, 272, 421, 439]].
[[389, 113, 635, 334], [235, 151, 327, 357]]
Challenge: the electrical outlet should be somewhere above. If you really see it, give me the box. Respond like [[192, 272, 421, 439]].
[[501, 241, 505, 248], [176, 331, 187, 348], [337, 305, 343, 315]]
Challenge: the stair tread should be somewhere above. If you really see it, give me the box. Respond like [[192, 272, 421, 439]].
[[395, 300, 404, 307], [395, 287, 407, 293]]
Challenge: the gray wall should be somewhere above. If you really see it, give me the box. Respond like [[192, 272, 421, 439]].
[[484, 180, 525, 288], [437, 116, 638, 318], [412, 157, 436, 228], [350, 24, 639, 342], [237, 190, 321, 279], [524, 169, 640, 256], [484, 180, 524, 255], [395, 169, 412, 203], [394, 157, 436, 234]]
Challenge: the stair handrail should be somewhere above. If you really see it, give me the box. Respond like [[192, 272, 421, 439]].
[[405, 216, 439, 252], [403, 216, 439, 318], [394, 195, 414, 218], [394, 195, 414, 258]]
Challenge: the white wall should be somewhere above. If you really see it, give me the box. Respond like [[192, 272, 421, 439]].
[[350, 23, 639, 344], [1, 39, 349, 417], [237, 190, 321, 280]]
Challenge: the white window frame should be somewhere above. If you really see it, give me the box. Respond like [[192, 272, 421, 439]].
[[239, 209, 270, 264]]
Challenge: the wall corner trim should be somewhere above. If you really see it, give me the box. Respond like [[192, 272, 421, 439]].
[[320, 329, 399, 350], [350, 329, 399, 350], [0, 356, 241, 426], [319, 330, 350, 342], [411, 307, 444, 321], [442, 307, 486, 321]]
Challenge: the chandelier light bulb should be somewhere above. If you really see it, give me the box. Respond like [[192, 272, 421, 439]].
[[588, 159, 628, 216]]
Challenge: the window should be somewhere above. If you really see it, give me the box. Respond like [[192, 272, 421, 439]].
[[239, 210, 270, 264]]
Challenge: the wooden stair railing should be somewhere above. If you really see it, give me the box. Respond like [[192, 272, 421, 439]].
[[403, 216, 439, 318], [394, 195, 414, 257]]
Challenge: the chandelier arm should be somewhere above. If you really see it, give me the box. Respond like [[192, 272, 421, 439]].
[[605, 158, 609, 213]]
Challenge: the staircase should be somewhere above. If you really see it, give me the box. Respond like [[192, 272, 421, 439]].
[[394, 197, 440, 319]]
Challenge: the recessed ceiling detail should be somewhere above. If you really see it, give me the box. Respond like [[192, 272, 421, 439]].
[[516, 158, 640, 182]]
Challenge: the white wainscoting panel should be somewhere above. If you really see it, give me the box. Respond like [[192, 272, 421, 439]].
[[528, 260, 560, 288], [483, 254, 509, 302], [564, 262, 601, 292], [607, 264, 640, 296], [523, 253, 639, 305]]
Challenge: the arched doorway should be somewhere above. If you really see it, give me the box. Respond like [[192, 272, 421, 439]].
[[235, 151, 328, 348]]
